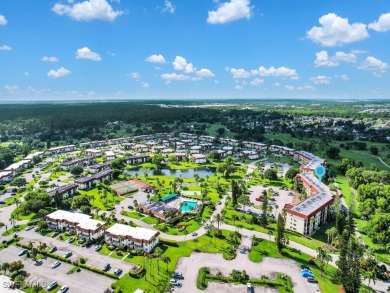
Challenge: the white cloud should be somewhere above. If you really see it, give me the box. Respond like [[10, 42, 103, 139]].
[[173, 56, 196, 73], [4, 85, 19, 94], [251, 66, 298, 79], [207, 0, 253, 24], [128, 72, 141, 79], [162, 0, 175, 14], [107, 51, 116, 56], [310, 75, 331, 84], [314, 50, 357, 67], [307, 13, 369, 46], [274, 82, 280, 87], [250, 78, 264, 85], [0, 45, 12, 51], [76, 47, 101, 61], [141, 81, 149, 88], [214, 80, 220, 84], [235, 85, 243, 90], [24, 72, 30, 76], [161, 73, 190, 81], [285, 85, 295, 90], [226, 67, 251, 79], [297, 85, 315, 90], [42, 56, 59, 62], [52, 0, 123, 22], [358, 56, 389, 75], [335, 74, 349, 81], [196, 68, 215, 78], [88, 90, 95, 95], [368, 13, 390, 32], [145, 54, 166, 64], [47, 67, 71, 78], [0, 15, 7, 25]]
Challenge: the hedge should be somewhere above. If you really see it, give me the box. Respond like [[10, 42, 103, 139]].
[[159, 238, 178, 247], [128, 265, 145, 278]]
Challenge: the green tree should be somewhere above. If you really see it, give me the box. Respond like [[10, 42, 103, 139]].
[[260, 192, 269, 227], [285, 168, 299, 180], [237, 194, 251, 211], [162, 256, 171, 271], [70, 166, 83, 176], [316, 247, 332, 276], [264, 169, 278, 181], [275, 214, 287, 253], [152, 154, 164, 169]]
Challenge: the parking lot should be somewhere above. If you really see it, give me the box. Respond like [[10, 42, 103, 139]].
[[247, 185, 294, 218], [18, 230, 136, 275], [262, 162, 292, 178], [205, 283, 278, 293], [0, 246, 113, 293]]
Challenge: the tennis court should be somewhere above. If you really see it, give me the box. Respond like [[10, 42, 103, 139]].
[[110, 179, 147, 196]]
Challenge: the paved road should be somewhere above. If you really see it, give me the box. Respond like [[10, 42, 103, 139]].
[[0, 246, 113, 293], [205, 283, 278, 293]]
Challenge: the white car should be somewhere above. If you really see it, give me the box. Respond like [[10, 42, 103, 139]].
[[52, 261, 61, 269], [58, 285, 68, 293]]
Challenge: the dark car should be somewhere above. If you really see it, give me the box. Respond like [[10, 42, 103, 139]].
[[307, 277, 318, 283], [103, 263, 110, 271], [300, 265, 310, 270], [127, 205, 134, 209], [49, 246, 57, 253]]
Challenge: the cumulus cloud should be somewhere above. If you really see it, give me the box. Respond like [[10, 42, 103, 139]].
[[251, 66, 298, 79], [42, 56, 59, 62], [76, 47, 101, 61], [4, 85, 19, 94], [310, 75, 331, 84], [0, 15, 7, 25], [47, 67, 71, 78], [285, 85, 295, 90], [335, 74, 349, 81], [128, 72, 141, 79], [250, 78, 264, 85], [145, 54, 166, 64], [173, 56, 196, 73], [368, 13, 390, 32], [358, 56, 389, 75], [0, 45, 12, 51], [161, 73, 190, 81], [307, 13, 369, 46], [235, 85, 243, 90], [162, 0, 175, 14], [225, 67, 251, 79], [196, 68, 215, 78], [52, 0, 123, 22], [314, 50, 357, 67], [297, 85, 315, 90], [141, 81, 149, 88], [207, 0, 253, 24]]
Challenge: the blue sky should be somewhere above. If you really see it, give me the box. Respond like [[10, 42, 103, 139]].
[[1, 0, 390, 101]]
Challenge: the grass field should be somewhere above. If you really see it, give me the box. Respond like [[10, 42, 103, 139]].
[[206, 123, 237, 138], [112, 229, 238, 292], [249, 238, 339, 293], [78, 187, 123, 211]]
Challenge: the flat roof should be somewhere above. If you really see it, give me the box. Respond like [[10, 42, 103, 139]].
[[48, 183, 78, 197], [46, 210, 104, 231], [106, 223, 158, 241], [161, 193, 177, 202]]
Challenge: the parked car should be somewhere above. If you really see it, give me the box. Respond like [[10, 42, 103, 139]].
[[307, 277, 318, 283], [64, 252, 72, 258], [170, 279, 181, 286], [34, 227, 40, 232], [270, 198, 276, 201], [52, 261, 61, 269], [58, 285, 69, 293], [49, 246, 57, 253], [255, 197, 263, 202], [172, 271, 183, 279], [103, 263, 110, 271], [67, 237, 75, 243], [95, 245, 102, 251], [114, 268, 122, 275], [127, 205, 134, 209], [0, 201, 5, 204], [25, 226, 34, 231], [47, 281, 58, 291], [217, 201, 222, 205], [52, 232, 60, 238], [288, 192, 293, 196], [191, 232, 198, 236], [18, 249, 28, 256], [300, 264, 310, 270], [247, 283, 252, 292]]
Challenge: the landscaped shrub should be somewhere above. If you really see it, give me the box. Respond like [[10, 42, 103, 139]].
[[159, 238, 178, 247], [128, 265, 145, 278], [107, 245, 115, 251]]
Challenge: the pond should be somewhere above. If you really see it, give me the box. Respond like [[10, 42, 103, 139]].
[[123, 167, 215, 178]]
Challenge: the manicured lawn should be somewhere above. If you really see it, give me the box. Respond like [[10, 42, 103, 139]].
[[79, 187, 123, 211], [249, 238, 340, 293], [2, 224, 28, 236], [98, 244, 113, 256], [113, 229, 238, 292], [122, 211, 145, 220], [141, 216, 159, 225], [155, 219, 201, 235]]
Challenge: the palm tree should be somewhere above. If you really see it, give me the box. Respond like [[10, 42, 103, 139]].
[[154, 247, 163, 273], [250, 234, 257, 246], [9, 214, 16, 227], [268, 230, 273, 240], [232, 214, 239, 224], [183, 229, 188, 244], [162, 256, 171, 271], [213, 213, 223, 232]]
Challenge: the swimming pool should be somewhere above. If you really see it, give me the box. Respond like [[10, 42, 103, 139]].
[[180, 201, 198, 213]]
